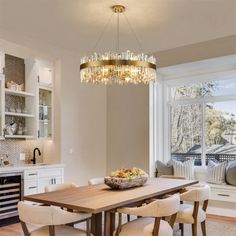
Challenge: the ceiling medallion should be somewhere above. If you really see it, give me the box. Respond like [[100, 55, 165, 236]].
[[80, 5, 157, 85]]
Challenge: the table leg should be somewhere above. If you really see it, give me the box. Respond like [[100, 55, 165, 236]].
[[104, 211, 111, 236], [104, 211, 116, 236], [110, 212, 116, 236], [91, 213, 103, 236]]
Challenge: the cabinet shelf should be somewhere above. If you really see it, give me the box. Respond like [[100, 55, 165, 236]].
[[39, 105, 51, 108], [5, 112, 35, 118], [5, 135, 35, 139], [5, 89, 35, 97]]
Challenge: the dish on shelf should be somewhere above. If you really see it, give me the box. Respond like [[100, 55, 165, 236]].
[[104, 167, 148, 190], [6, 81, 24, 91]]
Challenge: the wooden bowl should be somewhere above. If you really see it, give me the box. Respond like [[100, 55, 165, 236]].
[[104, 175, 148, 190]]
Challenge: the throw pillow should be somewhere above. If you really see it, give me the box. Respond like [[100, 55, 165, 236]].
[[155, 160, 173, 177], [226, 161, 236, 186], [172, 159, 195, 180], [207, 160, 227, 184]]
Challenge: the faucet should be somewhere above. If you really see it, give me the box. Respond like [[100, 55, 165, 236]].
[[31, 148, 41, 164]]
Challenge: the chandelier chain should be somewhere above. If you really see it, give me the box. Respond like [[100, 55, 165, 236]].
[[123, 12, 144, 52], [91, 13, 114, 53], [116, 12, 120, 52]]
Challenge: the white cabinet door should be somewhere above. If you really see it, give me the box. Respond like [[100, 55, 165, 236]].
[[38, 177, 55, 193], [24, 167, 64, 194], [24, 180, 38, 196], [37, 60, 53, 86], [54, 177, 63, 185], [0, 52, 4, 74]]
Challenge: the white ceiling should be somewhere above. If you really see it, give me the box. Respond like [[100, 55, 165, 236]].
[[0, 0, 235, 54]]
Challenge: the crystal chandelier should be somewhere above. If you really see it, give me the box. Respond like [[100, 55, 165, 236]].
[[80, 5, 157, 85]]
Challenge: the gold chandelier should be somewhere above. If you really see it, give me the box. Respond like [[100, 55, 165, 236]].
[[80, 5, 157, 85]]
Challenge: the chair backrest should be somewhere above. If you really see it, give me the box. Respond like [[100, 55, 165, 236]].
[[18, 201, 82, 225], [119, 194, 180, 218], [180, 184, 210, 202], [159, 175, 186, 180], [88, 178, 104, 186], [45, 183, 78, 192]]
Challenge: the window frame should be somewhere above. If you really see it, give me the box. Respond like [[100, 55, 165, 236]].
[[150, 58, 236, 172]]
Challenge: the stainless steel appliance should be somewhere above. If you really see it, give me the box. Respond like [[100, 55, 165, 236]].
[[0, 172, 23, 221]]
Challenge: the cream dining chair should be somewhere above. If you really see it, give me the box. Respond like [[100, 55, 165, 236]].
[[88, 178, 104, 186], [113, 194, 180, 236], [18, 201, 92, 236], [45, 183, 79, 192], [176, 184, 210, 236], [44, 183, 92, 229], [159, 175, 186, 180]]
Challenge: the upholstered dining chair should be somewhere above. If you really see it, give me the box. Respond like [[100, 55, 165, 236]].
[[45, 182, 79, 192], [176, 185, 210, 236], [45, 183, 92, 229], [158, 175, 187, 198], [113, 194, 180, 236], [159, 175, 186, 180], [18, 201, 92, 236], [88, 178, 104, 186]]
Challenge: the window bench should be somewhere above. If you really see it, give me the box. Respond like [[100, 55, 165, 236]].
[[194, 167, 236, 218]]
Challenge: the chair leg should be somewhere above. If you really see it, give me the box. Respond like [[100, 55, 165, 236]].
[[179, 223, 184, 236], [49, 226, 55, 236], [201, 221, 206, 236], [86, 219, 91, 236], [191, 223, 197, 236]]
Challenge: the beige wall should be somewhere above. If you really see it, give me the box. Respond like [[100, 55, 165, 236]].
[[107, 35, 236, 174], [60, 54, 107, 184], [107, 84, 149, 173]]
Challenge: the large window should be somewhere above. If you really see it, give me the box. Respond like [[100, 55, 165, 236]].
[[169, 78, 236, 165]]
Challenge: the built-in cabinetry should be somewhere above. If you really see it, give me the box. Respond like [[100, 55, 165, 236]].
[[194, 169, 236, 217], [24, 166, 64, 196], [0, 52, 54, 140], [0, 51, 4, 74]]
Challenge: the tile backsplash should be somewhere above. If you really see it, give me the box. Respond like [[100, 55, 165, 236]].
[[0, 140, 44, 165]]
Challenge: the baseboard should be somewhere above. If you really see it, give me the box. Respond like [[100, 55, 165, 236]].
[[207, 214, 236, 223]]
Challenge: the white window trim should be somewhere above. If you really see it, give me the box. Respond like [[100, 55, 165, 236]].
[[150, 55, 236, 172]]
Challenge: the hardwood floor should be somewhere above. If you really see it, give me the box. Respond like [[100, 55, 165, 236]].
[[0, 216, 235, 236], [0, 223, 36, 236]]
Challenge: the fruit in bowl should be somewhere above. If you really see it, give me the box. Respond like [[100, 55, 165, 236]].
[[104, 167, 148, 189]]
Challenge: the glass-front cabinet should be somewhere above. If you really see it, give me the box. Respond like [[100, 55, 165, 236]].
[[38, 87, 53, 139], [37, 60, 53, 140], [0, 51, 54, 140]]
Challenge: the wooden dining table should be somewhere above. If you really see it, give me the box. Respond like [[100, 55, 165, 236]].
[[24, 178, 198, 236]]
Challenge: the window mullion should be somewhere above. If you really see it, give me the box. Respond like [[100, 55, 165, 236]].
[[202, 102, 206, 167]]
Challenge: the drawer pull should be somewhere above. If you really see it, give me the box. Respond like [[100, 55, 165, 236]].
[[217, 194, 230, 197], [28, 186, 37, 189], [28, 173, 37, 176]]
